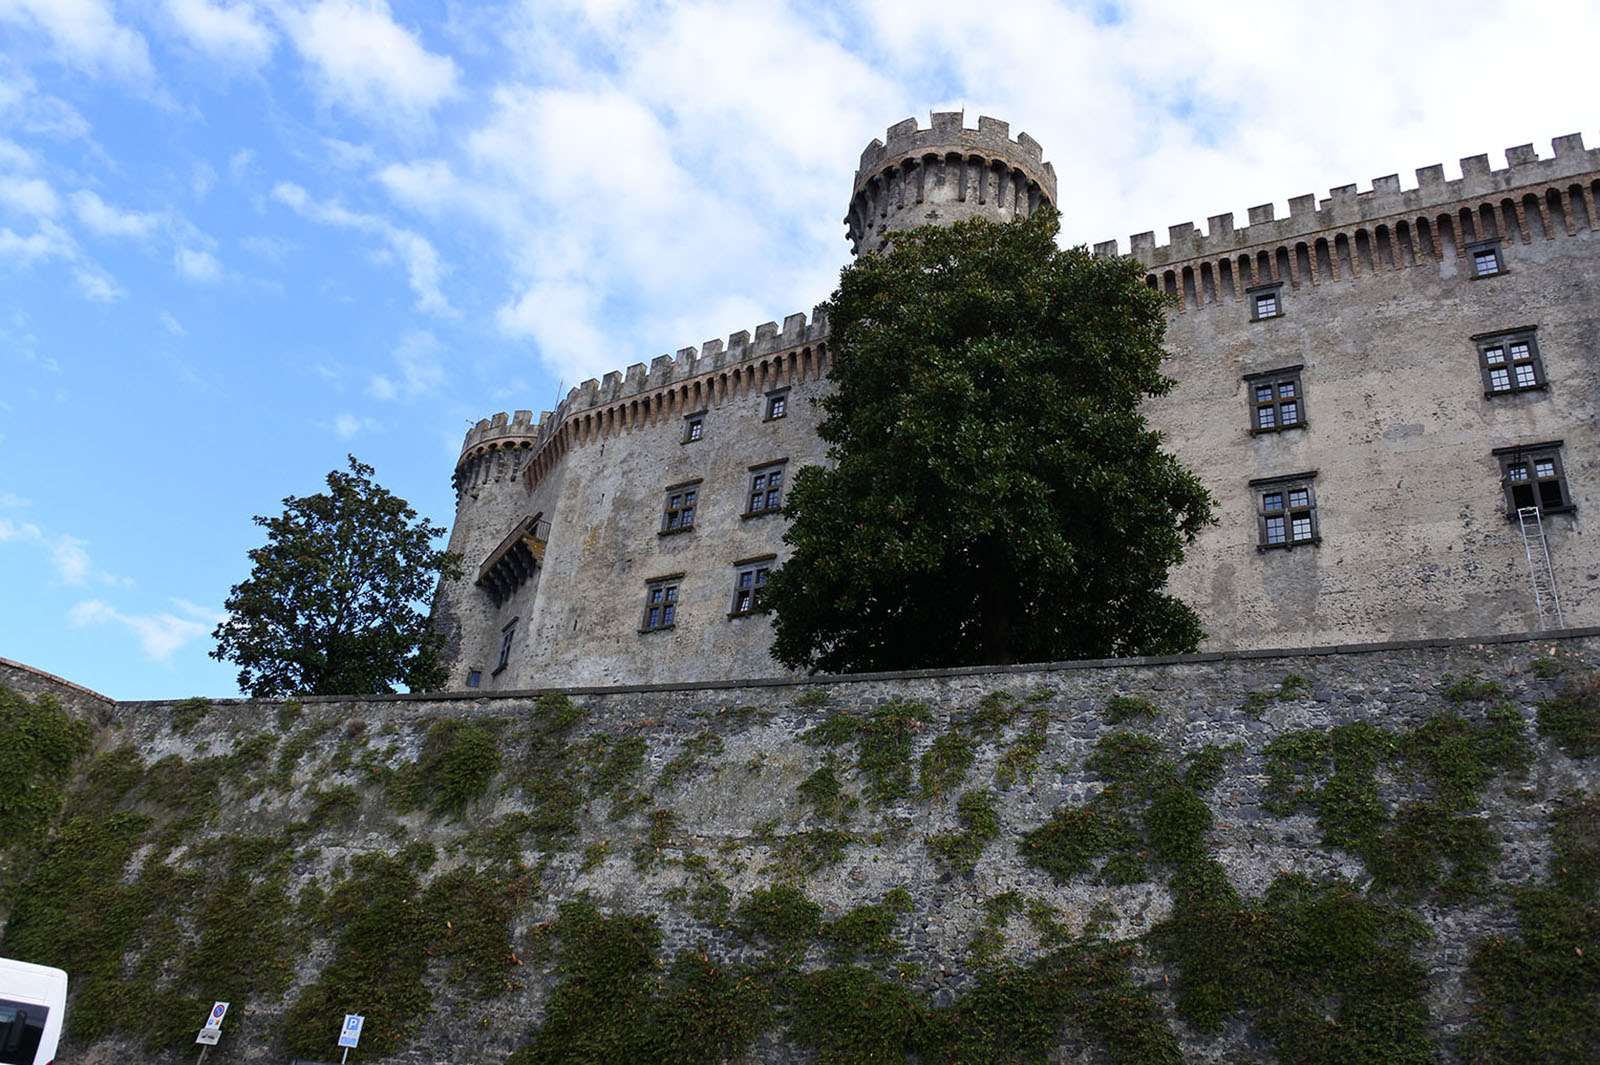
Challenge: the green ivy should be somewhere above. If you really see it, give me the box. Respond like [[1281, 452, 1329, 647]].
[[1154, 867, 1432, 1064], [391, 717, 503, 818], [798, 760, 854, 819], [1461, 794, 1600, 1064], [995, 706, 1049, 789], [507, 901, 771, 1065], [1104, 694, 1159, 724], [926, 790, 1001, 873], [918, 731, 974, 798], [1537, 672, 1600, 757], [823, 887, 912, 961], [281, 847, 437, 1060], [656, 730, 725, 790], [805, 700, 932, 805], [0, 687, 93, 864], [1265, 710, 1528, 900], [169, 696, 212, 736]]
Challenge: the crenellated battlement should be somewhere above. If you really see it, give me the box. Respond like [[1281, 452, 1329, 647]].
[[847, 112, 1058, 256], [853, 113, 1056, 198], [454, 307, 831, 482], [1097, 132, 1600, 267]]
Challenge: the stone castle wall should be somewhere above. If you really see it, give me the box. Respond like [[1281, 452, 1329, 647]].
[[434, 118, 1600, 695], [9, 630, 1596, 1063]]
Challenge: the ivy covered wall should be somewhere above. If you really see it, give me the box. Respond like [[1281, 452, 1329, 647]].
[[1, 633, 1596, 1064]]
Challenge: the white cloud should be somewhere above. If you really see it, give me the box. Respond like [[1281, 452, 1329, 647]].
[[0, 518, 127, 584], [0, 492, 30, 508], [190, 161, 216, 197], [70, 189, 161, 237], [0, 174, 58, 218], [0, 0, 155, 82], [0, 138, 36, 172], [331, 412, 379, 438], [271, 181, 453, 313], [68, 597, 220, 661], [322, 136, 377, 170], [240, 233, 292, 261], [174, 245, 223, 282], [160, 311, 187, 334], [0, 219, 74, 265], [73, 264, 122, 301], [228, 148, 256, 184], [50, 533, 91, 583], [368, 329, 445, 401], [164, 0, 275, 67], [279, 0, 459, 123], [0, 516, 42, 541], [376, 158, 458, 213]]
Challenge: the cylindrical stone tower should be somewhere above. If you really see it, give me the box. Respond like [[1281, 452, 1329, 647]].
[[845, 112, 1058, 256]]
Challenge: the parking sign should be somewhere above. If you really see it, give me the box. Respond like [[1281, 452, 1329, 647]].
[[204, 1002, 229, 1030], [338, 1014, 364, 1049]]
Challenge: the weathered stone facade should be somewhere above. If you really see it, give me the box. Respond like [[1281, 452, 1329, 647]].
[[18, 631, 1600, 1063], [436, 113, 1600, 692]]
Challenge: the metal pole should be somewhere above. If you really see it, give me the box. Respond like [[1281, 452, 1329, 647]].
[[341, 1049, 349, 1065], [194, 1046, 209, 1065]]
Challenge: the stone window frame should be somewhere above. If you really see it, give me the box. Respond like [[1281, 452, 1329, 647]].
[[1467, 239, 1506, 279], [1494, 441, 1573, 518], [640, 575, 683, 633], [729, 554, 776, 617], [1247, 282, 1284, 322], [743, 459, 788, 518], [765, 389, 790, 421], [1473, 327, 1546, 397], [1251, 471, 1319, 550], [492, 618, 517, 676], [660, 479, 702, 535], [683, 410, 707, 443], [1245, 365, 1306, 434]]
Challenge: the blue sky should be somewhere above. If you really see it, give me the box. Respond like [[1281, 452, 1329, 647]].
[[3, 0, 1598, 699]]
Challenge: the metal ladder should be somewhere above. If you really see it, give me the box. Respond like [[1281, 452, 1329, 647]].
[[1516, 506, 1564, 629]]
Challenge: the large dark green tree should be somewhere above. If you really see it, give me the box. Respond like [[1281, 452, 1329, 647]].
[[211, 456, 463, 697], [764, 208, 1213, 673]]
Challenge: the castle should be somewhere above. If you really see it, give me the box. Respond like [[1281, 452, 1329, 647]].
[[433, 113, 1600, 692]]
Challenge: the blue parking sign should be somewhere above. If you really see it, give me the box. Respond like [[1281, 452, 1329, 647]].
[[338, 1014, 364, 1048]]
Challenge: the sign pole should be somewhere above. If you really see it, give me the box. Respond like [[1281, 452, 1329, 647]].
[[194, 1046, 209, 1065]]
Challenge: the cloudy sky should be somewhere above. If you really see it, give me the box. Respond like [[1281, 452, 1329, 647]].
[[3, 0, 1598, 699]]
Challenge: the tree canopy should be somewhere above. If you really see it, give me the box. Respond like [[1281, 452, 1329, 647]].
[[211, 456, 463, 698], [762, 208, 1213, 673]]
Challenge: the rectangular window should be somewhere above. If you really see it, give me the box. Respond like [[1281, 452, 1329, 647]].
[[493, 620, 517, 675], [1252, 473, 1319, 549], [1475, 328, 1545, 396], [641, 578, 681, 631], [1468, 240, 1504, 277], [1496, 442, 1572, 517], [729, 558, 774, 616], [1248, 283, 1283, 321], [661, 480, 701, 533], [683, 412, 705, 442], [466, 669, 482, 688], [746, 461, 786, 516], [1246, 367, 1306, 433], [765, 390, 789, 420]]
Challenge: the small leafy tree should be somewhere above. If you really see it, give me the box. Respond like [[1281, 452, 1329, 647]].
[[763, 208, 1213, 672], [212, 456, 463, 697]]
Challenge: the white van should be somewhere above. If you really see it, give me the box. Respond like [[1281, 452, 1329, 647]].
[[0, 958, 66, 1065]]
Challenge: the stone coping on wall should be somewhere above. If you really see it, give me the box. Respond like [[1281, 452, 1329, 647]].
[[101, 625, 1600, 710], [0, 656, 115, 704]]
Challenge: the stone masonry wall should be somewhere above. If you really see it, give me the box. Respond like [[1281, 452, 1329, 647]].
[[5, 631, 1597, 1063]]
